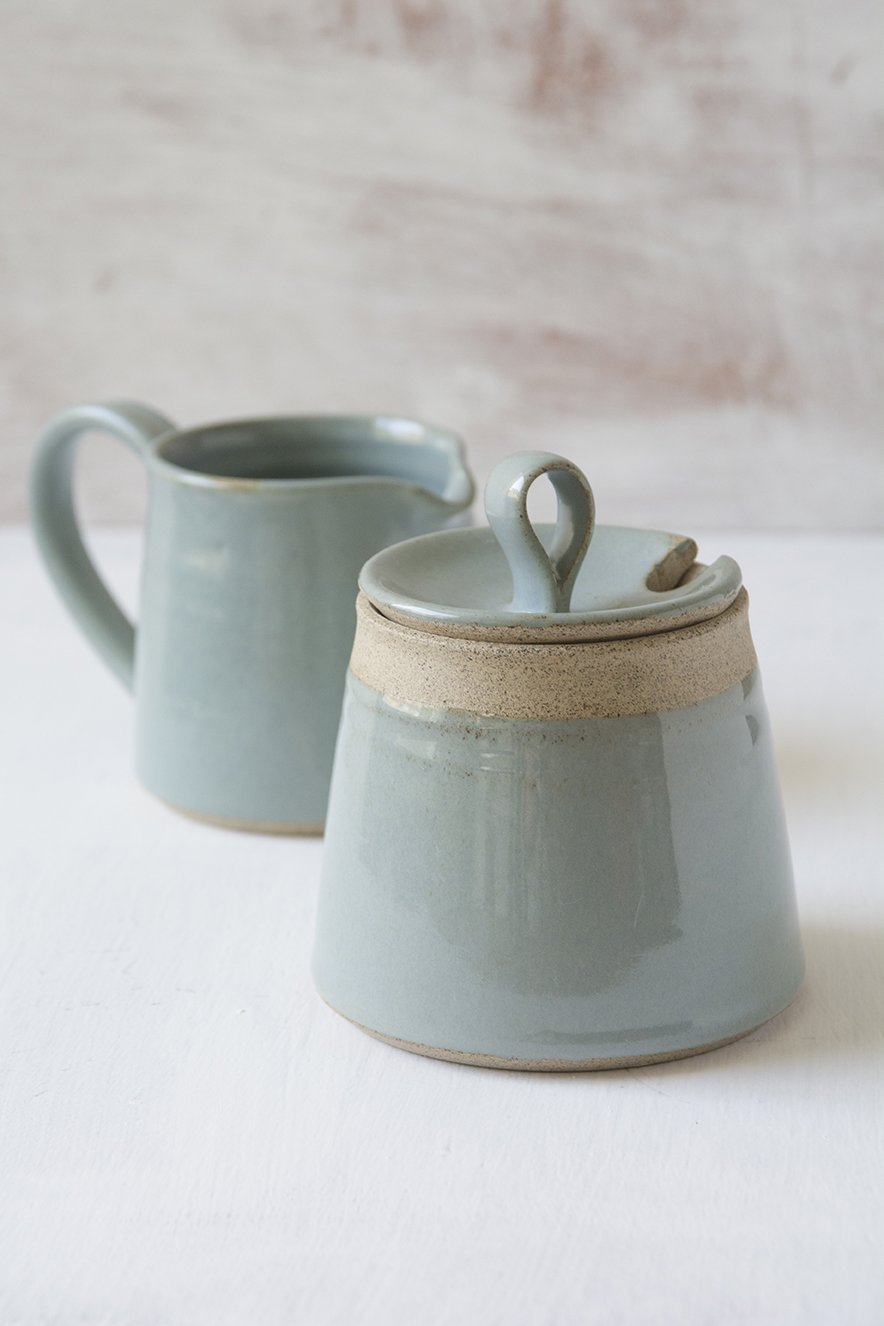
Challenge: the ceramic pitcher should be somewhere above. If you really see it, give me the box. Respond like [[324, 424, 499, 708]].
[[30, 402, 474, 831], [314, 451, 804, 1068]]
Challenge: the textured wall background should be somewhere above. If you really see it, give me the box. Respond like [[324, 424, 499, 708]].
[[1, 0, 881, 529]]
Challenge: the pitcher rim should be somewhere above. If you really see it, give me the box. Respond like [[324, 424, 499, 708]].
[[146, 412, 475, 509]]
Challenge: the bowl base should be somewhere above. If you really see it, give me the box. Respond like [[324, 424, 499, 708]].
[[335, 1007, 776, 1072]]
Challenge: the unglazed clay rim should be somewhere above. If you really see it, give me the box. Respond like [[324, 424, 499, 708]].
[[327, 1001, 787, 1072], [373, 584, 742, 642], [349, 589, 757, 720]]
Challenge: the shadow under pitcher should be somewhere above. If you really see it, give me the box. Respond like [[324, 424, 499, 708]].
[[30, 402, 474, 832]]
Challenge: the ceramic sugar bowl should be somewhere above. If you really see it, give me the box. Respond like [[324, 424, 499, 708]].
[[313, 452, 804, 1070]]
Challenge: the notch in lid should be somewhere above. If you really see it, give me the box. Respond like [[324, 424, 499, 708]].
[[360, 451, 743, 642]]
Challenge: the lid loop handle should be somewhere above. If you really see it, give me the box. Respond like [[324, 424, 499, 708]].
[[484, 452, 595, 614]]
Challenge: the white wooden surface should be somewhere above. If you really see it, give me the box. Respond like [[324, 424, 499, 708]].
[[1, 0, 881, 529], [1, 527, 882, 1324]]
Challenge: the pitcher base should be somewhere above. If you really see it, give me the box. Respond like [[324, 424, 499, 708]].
[[151, 791, 324, 836]]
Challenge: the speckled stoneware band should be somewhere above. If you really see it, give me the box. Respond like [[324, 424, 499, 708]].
[[350, 589, 757, 720]]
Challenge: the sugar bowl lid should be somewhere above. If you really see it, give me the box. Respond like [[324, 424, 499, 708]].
[[360, 452, 743, 642]]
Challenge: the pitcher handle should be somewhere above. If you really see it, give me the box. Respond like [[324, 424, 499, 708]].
[[29, 401, 176, 690]]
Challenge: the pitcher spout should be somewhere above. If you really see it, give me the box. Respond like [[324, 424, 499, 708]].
[[372, 415, 475, 516]]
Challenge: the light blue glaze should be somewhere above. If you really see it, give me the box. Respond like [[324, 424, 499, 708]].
[[30, 402, 474, 830], [360, 448, 743, 639], [361, 523, 744, 638], [483, 452, 595, 613], [314, 669, 804, 1065]]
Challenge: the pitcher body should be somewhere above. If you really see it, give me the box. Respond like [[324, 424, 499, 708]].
[[31, 404, 474, 830]]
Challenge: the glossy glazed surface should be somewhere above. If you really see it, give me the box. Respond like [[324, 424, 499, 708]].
[[314, 669, 804, 1065], [361, 447, 742, 641], [360, 524, 742, 641], [30, 402, 474, 829], [483, 451, 596, 613]]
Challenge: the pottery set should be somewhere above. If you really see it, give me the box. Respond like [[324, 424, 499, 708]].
[[31, 405, 804, 1070]]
